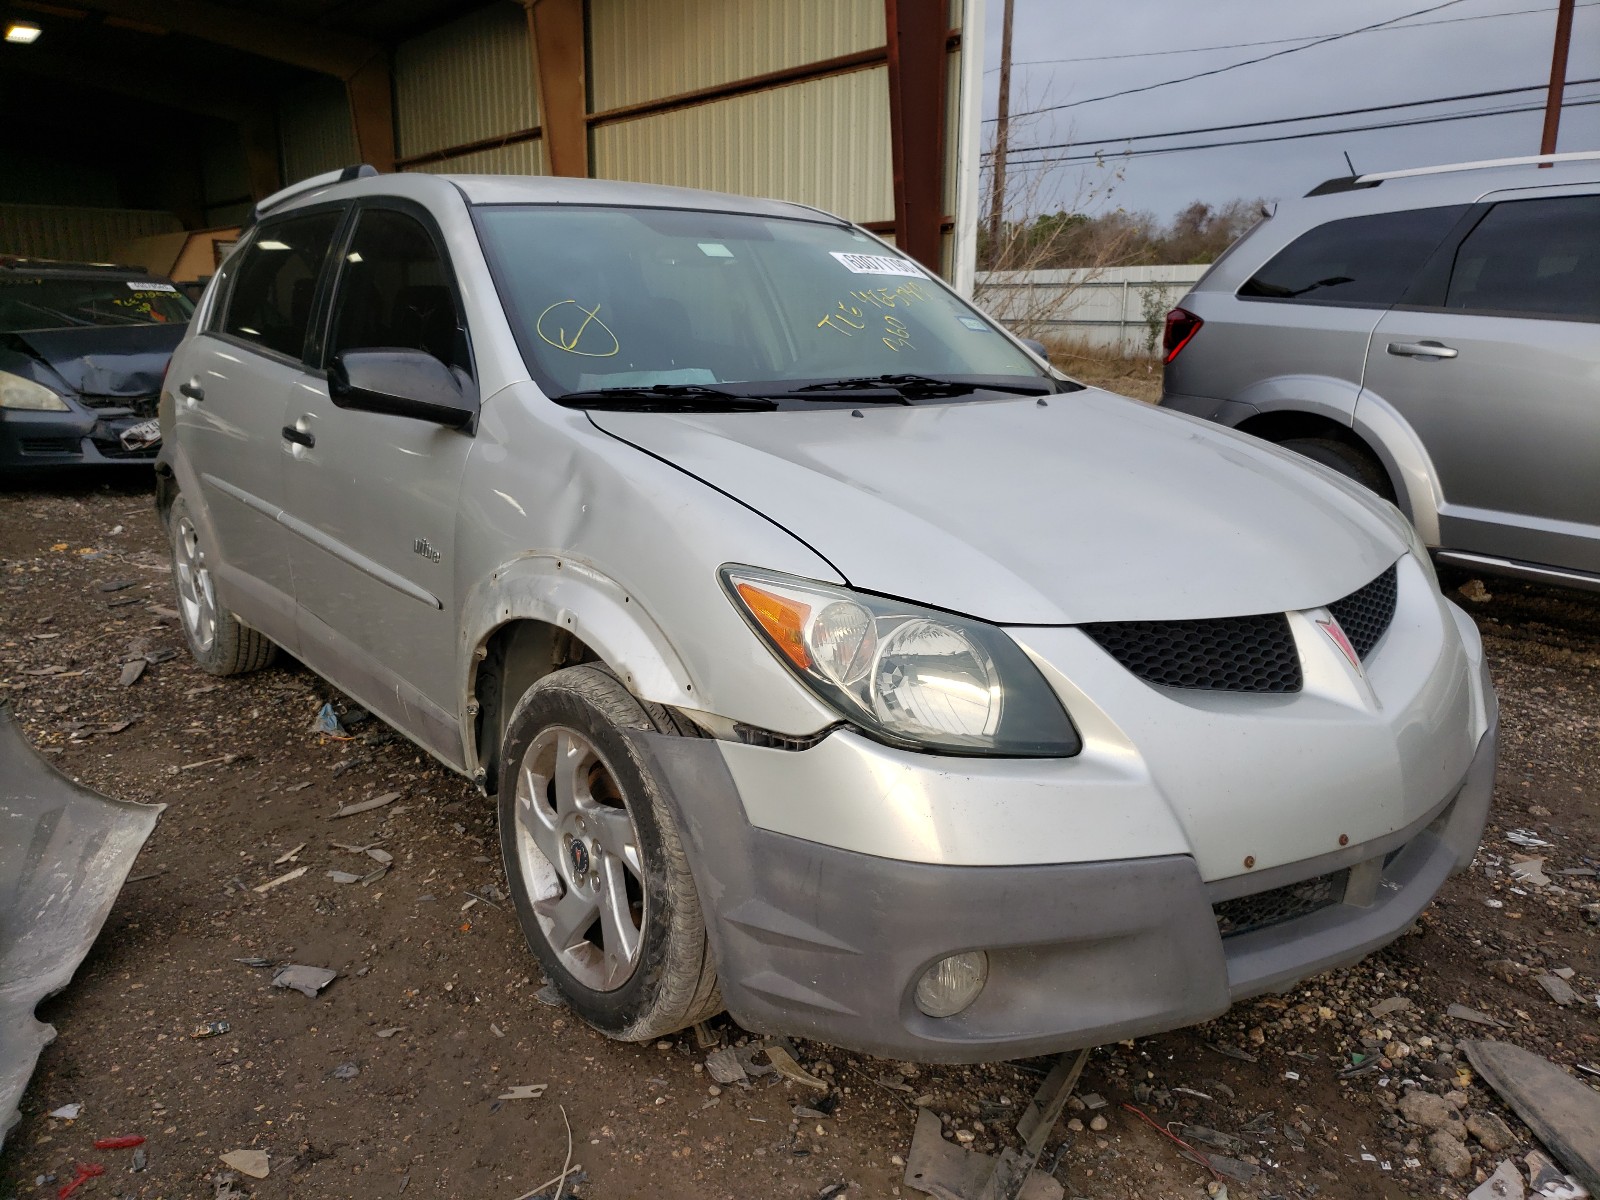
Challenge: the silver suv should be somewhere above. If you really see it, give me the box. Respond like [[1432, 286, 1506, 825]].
[[158, 167, 1494, 1062], [1161, 153, 1600, 591]]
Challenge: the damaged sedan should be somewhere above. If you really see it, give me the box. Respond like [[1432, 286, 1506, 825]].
[[156, 167, 1496, 1063], [0, 256, 191, 473]]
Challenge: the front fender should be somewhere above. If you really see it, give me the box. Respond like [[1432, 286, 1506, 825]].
[[1353, 388, 1444, 547], [1234, 373, 1361, 424], [459, 553, 697, 763]]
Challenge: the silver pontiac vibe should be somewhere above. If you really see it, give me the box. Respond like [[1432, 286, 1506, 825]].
[[158, 167, 1496, 1062]]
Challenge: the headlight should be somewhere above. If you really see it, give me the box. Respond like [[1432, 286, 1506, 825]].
[[0, 371, 69, 411], [722, 566, 1080, 757]]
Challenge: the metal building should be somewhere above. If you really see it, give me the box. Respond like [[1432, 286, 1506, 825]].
[[0, 0, 983, 289]]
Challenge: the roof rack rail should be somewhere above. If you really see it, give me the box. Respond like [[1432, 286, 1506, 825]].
[[1307, 150, 1600, 196], [252, 164, 379, 222]]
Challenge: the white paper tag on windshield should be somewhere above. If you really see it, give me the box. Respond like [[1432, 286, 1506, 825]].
[[829, 252, 926, 278], [698, 242, 734, 258], [127, 281, 178, 292]]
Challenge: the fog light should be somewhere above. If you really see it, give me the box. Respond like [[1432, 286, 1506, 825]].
[[913, 951, 988, 1018]]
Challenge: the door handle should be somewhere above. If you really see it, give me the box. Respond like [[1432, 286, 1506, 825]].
[[281, 425, 315, 448], [1386, 341, 1458, 359], [179, 380, 205, 400]]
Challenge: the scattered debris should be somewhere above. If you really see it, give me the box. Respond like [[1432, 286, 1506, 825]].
[[272, 843, 306, 865], [1371, 995, 1414, 1018], [56, 1162, 105, 1198], [92, 1135, 145, 1150], [327, 870, 362, 884], [219, 1149, 269, 1179], [117, 660, 145, 687], [331, 792, 400, 819], [47, 1103, 83, 1120], [1539, 975, 1580, 1007], [903, 1107, 1063, 1200], [1512, 857, 1553, 887], [499, 1084, 547, 1101], [706, 1047, 747, 1086], [1449, 1004, 1507, 1028], [535, 984, 565, 1008], [1506, 830, 1554, 849], [331, 1062, 359, 1081], [1460, 578, 1493, 603], [764, 1041, 828, 1091], [1466, 1040, 1600, 1196], [376, 1027, 403, 1039], [270, 965, 336, 998], [190, 1021, 230, 1039], [252, 865, 308, 894]]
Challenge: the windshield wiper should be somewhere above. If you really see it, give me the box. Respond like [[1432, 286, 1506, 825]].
[[554, 383, 778, 411], [789, 373, 1053, 399]]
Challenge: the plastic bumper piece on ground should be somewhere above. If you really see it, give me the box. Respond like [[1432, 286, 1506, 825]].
[[629, 716, 1495, 1063]]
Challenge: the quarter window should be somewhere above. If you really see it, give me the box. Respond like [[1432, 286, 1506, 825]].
[[328, 209, 465, 369], [1446, 195, 1600, 321], [223, 211, 342, 359], [1239, 206, 1467, 307]]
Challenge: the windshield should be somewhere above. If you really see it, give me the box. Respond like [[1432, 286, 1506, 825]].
[[474, 205, 1045, 397], [0, 276, 193, 333]]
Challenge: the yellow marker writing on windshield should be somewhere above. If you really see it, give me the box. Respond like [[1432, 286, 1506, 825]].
[[536, 300, 620, 357]]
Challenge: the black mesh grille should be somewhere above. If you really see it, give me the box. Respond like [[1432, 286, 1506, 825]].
[[1082, 613, 1302, 693], [1327, 563, 1399, 660], [1214, 869, 1349, 938]]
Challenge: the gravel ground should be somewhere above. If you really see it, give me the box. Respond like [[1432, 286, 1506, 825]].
[[2, 473, 1599, 1200]]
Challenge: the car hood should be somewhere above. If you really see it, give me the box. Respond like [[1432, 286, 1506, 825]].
[[589, 389, 1406, 624], [2, 324, 186, 397]]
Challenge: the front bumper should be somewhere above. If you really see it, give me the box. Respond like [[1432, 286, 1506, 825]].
[[633, 718, 1494, 1062], [0, 407, 158, 470]]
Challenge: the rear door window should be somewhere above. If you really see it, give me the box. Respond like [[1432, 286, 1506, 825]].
[[1445, 194, 1600, 322], [222, 211, 343, 360], [1238, 206, 1468, 307], [326, 207, 468, 370]]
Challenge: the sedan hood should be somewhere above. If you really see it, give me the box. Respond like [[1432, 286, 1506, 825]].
[[3, 324, 185, 397], [590, 389, 1406, 624]]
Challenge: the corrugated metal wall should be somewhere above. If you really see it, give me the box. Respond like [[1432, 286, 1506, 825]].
[[279, 77, 358, 184], [593, 67, 894, 223], [0, 204, 183, 263], [395, 3, 538, 165], [589, 0, 883, 112]]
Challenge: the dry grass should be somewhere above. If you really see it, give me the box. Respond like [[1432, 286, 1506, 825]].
[[1043, 336, 1164, 403]]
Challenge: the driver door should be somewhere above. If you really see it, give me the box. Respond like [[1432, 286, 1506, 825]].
[[279, 201, 477, 763]]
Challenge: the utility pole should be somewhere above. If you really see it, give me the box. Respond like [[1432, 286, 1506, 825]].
[[988, 0, 1015, 251], [1539, 0, 1575, 165]]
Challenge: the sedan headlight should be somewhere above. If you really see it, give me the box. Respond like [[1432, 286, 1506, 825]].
[[0, 371, 69, 411], [722, 566, 1080, 757]]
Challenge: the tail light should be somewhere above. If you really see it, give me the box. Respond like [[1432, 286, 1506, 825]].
[[1162, 308, 1203, 364]]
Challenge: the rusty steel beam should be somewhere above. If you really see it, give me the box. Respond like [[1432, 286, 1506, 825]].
[[1539, 0, 1576, 163], [525, 0, 589, 178], [884, 0, 949, 273]]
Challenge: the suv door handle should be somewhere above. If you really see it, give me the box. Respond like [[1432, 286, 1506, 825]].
[[179, 380, 205, 400], [281, 425, 315, 448], [1387, 341, 1458, 359]]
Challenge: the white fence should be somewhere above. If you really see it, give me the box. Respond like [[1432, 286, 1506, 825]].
[[974, 264, 1209, 353]]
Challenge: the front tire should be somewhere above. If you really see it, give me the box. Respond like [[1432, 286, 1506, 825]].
[[167, 495, 277, 676], [498, 665, 720, 1041]]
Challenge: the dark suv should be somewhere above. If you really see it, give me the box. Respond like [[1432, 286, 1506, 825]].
[[1160, 153, 1600, 591], [1, 257, 193, 473]]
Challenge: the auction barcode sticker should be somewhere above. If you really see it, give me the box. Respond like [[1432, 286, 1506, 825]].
[[829, 252, 926, 278], [127, 281, 179, 292]]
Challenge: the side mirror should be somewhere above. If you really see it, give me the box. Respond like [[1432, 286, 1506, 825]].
[[1020, 338, 1052, 365], [328, 349, 477, 431]]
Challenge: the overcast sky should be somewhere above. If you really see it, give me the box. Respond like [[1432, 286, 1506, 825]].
[[979, 0, 1600, 221]]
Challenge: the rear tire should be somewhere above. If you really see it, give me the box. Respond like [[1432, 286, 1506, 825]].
[[498, 664, 721, 1041], [1276, 436, 1396, 502], [167, 495, 278, 676]]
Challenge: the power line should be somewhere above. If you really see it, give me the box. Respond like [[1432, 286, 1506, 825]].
[[992, 77, 1600, 157], [1002, 93, 1600, 168], [985, 0, 1478, 122], [985, 1, 1598, 72]]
